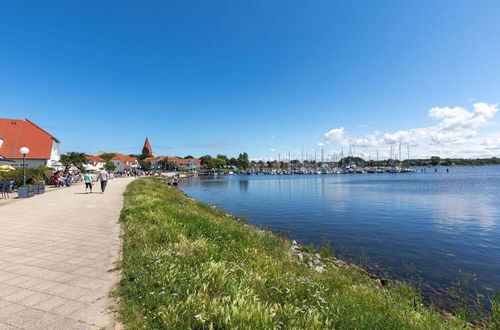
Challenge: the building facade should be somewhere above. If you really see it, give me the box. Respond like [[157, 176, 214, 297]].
[[111, 154, 139, 172], [85, 155, 105, 170]]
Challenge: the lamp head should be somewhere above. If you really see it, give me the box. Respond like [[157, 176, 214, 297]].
[[20, 147, 30, 155]]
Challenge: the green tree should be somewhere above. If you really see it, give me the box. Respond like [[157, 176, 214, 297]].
[[138, 160, 151, 171], [237, 152, 249, 170], [183, 155, 194, 159], [136, 153, 153, 161], [200, 155, 213, 168], [158, 160, 178, 171], [216, 154, 229, 165], [338, 156, 365, 167], [100, 153, 118, 162], [430, 156, 441, 166], [104, 161, 116, 172], [60, 152, 88, 172]]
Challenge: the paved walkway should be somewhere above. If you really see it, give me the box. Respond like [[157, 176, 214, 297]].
[[0, 178, 135, 329]]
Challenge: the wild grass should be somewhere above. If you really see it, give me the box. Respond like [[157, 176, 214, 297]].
[[117, 178, 478, 329]]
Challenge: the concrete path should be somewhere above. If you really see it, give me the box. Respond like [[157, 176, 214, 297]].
[[0, 178, 135, 329]]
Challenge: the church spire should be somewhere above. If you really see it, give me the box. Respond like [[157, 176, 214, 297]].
[[142, 137, 153, 156]]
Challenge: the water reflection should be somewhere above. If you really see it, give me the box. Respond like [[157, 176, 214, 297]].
[[239, 180, 249, 192]]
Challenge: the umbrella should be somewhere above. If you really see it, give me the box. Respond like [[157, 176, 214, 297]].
[[84, 164, 99, 171], [0, 165, 16, 172]]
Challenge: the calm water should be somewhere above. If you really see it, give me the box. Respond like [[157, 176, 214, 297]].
[[180, 166, 500, 303]]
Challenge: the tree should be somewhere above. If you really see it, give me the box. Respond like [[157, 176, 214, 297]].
[[216, 154, 229, 165], [183, 155, 194, 159], [430, 156, 441, 166], [229, 157, 238, 167], [138, 160, 151, 171], [138, 153, 153, 161], [60, 152, 88, 172], [338, 156, 365, 167], [158, 160, 178, 171], [237, 152, 249, 170], [100, 153, 118, 162], [104, 161, 116, 172], [200, 155, 213, 168]]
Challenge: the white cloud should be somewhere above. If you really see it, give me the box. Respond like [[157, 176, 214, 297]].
[[269, 148, 276, 152], [324, 127, 345, 142], [429, 102, 498, 130], [322, 102, 499, 158]]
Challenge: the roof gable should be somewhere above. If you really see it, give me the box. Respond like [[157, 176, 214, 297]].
[[86, 155, 104, 162], [112, 154, 137, 162], [0, 118, 57, 159]]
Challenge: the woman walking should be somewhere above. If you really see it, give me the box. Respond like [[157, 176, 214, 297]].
[[84, 171, 93, 194]]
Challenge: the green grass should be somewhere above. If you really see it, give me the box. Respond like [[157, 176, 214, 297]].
[[117, 178, 474, 329]]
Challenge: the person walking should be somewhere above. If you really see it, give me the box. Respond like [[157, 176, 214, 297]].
[[84, 171, 94, 194], [97, 169, 110, 193]]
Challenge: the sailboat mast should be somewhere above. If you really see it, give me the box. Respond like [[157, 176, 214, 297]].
[[407, 144, 410, 167]]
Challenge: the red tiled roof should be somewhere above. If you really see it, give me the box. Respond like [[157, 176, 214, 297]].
[[86, 155, 104, 163], [112, 154, 137, 162], [0, 118, 58, 159]]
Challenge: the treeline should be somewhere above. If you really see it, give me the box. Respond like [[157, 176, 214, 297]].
[[247, 156, 500, 168], [200, 153, 249, 169], [341, 156, 500, 167]]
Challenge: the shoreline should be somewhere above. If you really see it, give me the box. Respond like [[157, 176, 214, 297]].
[[175, 178, 493, 323], [117, 177, 495, 328]]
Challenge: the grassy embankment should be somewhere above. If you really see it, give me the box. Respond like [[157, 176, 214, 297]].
[[116, 178, 494, 329]]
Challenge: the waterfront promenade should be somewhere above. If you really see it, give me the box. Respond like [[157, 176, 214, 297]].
[[0, 178, 134, 329]]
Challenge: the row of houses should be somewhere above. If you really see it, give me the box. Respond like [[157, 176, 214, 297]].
[[86, 155, 200, 171], [0, 118, 200, 172]]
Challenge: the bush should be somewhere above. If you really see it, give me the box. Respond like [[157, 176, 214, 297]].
[[0, 165, 51, 187]]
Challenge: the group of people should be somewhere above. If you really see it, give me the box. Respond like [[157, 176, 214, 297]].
[[113, 169, 144, 178], [83, 169, 110, 194], [53, 173, 77, 187], [51, 169, 111, 194]]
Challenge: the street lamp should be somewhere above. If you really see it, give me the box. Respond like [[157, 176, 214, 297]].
[[20, 147, 30, 185]]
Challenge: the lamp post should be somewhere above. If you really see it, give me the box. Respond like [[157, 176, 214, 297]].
[[20, 147, 30, 185]]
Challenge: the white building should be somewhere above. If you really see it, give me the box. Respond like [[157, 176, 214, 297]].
[[0, 118, 61, 169], [111, 154, 139, 172], [85, 155, 105, 171]]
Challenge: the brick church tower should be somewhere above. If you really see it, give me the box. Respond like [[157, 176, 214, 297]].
[[142, 137, 154, 156]]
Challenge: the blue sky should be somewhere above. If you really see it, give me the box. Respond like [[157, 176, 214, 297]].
[[1, 1, 499, 159]]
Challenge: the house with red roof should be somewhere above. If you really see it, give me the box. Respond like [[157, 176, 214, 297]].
[[111, 154, 139, 172], [85, 155, 105, 170], [0, 118, 61, 169]]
